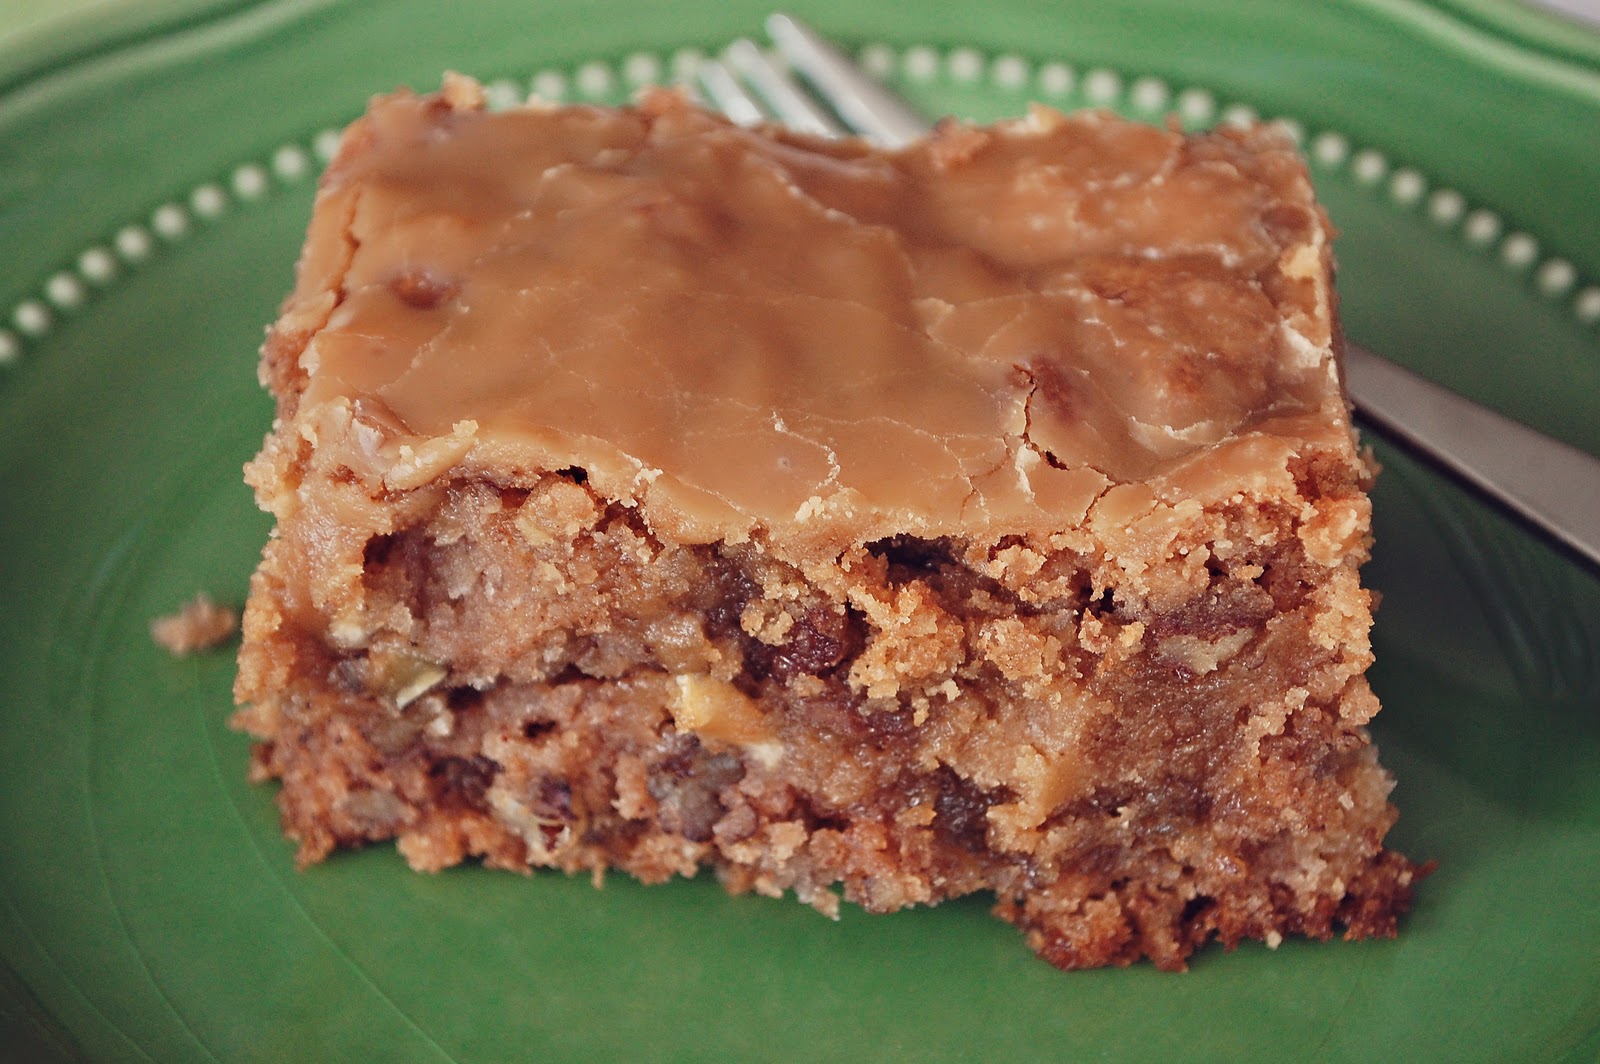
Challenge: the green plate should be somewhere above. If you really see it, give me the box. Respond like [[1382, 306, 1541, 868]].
[[3, 1, 1599, 1060]]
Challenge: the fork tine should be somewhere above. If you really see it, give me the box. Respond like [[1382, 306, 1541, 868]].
[[765, 13, 931, 147], [724, 39, 846, 138], [697, 57, 768, 127]]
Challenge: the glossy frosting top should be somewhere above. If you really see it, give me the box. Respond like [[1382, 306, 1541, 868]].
[[277, 76, 1348, 545]]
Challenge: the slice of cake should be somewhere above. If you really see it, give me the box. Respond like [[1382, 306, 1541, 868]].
[[234, 74, 1420, 970]]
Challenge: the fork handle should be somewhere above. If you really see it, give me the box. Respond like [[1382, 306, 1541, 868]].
[[766, 14, 930, 147], [1344, 342, 1600, 569]]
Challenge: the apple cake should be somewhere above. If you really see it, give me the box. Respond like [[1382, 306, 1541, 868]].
[[233, 74, 1421, 970]]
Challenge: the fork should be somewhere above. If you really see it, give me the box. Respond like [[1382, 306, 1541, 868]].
[[696, 14, 1600, 571]]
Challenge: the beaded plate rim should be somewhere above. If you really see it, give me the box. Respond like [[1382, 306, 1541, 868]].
[[0, 38, 1597, 371]]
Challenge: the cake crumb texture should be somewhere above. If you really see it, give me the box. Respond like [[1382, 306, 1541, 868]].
[[152, 593, 239, 656]]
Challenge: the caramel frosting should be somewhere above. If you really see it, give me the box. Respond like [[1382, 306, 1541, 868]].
[[276, 77, 1350, 546]]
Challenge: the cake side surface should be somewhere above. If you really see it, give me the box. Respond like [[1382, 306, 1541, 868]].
[[235, 78, 1419, 971]]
